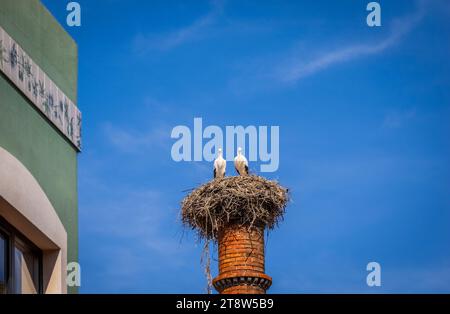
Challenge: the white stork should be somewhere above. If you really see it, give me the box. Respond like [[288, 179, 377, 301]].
[[213, 148, 226, 178], [234, 147, 249, 176]]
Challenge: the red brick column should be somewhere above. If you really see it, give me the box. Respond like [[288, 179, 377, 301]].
[[212, 224, 272, 294]]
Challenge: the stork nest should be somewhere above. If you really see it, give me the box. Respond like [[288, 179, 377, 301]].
[[181, 175, 289, 241]]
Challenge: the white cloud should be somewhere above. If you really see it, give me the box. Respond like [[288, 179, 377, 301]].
[[382, 108, 417, 129], [102, 122, 170, 154], [133, 0, 224, 53], [79, 165, 190, 255], [276, 0, 428, 82], [78, 178, 196, 292]]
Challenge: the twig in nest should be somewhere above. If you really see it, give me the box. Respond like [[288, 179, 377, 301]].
[[181, 175, 289, 292], [181, 175, 289, 241]]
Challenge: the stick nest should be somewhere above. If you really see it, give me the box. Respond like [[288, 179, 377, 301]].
[[181, 175, 289, 241]]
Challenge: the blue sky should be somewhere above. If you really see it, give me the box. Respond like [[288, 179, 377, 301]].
[[42, 0, 450, 293]]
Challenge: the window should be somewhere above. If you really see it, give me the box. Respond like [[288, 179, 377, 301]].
[[0, 218, 42, 294], [0, 232, 6, 294], [13, 239, 41, 293]]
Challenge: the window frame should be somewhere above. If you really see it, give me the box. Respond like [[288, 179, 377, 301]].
[[0, 217, 43, 294], [0, 227, 9, 294]]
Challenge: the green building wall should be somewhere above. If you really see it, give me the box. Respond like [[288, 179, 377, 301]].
[[0, 0, 79, 293]]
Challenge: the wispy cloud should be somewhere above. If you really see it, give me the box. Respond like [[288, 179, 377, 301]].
[[82, 186, 180, 254], [382, 108, 417, 129], [102, 122, 170, 154], [133, 0, 225, 53], [277, 0, 429, 82], [274, 252, 450, 293], [78, 166, 197, 292]]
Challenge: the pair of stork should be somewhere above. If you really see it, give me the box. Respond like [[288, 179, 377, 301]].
[[213, 147, 248, 178]]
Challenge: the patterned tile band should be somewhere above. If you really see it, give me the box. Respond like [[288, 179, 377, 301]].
[[0, 26, 81, 151]]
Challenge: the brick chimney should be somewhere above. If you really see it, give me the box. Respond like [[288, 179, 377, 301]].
[[212, 224, 272, 294]]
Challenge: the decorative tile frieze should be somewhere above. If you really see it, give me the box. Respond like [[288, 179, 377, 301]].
[[0, 26, 81, 151]]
